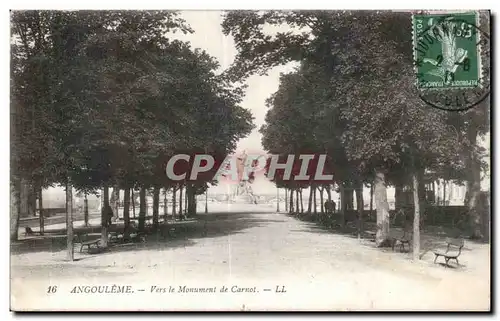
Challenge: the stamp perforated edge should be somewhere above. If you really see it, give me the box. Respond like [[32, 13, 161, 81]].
[[411, 10, 485, 91]]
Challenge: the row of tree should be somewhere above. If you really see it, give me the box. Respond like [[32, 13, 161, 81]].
[[10, 11, 255, 260], [222, 11, 490, 259]]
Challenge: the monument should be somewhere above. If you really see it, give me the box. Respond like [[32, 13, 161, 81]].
[[230, 150, 258, 204]]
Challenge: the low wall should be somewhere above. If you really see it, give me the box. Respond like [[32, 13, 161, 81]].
[[344, 206, 472, 227]]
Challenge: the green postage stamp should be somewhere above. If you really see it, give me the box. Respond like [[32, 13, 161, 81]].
[[413, 12, 481, 89]]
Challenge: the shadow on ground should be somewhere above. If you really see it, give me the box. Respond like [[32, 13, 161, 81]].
[[287, 212, 481, 257], [11, 212, 284, 256]]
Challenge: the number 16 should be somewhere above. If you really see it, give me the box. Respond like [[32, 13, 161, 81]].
[[47, 286, 57, 293]]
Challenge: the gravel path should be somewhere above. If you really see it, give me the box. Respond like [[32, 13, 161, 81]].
[[11, 211, 490, 311]]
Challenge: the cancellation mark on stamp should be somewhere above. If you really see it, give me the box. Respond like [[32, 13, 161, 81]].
[[412, 11, 490, 111]]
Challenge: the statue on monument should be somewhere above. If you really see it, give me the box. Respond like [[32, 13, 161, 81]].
[[232, 150, 258, 204]]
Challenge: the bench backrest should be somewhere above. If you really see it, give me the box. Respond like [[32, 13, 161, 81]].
[[446, 238, 465, 247], [445, 238, 465, 254], [75, 232, 88, 243], [398, 224, 412, 239]]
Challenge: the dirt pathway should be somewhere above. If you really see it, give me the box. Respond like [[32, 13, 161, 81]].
[[11, 212, 490, 311]]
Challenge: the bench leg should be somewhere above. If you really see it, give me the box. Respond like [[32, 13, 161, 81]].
[[445, 258, 450, 267], [80, 245, 84, 253], [434, 254, 439, 263], [454, 258, 459, 266]]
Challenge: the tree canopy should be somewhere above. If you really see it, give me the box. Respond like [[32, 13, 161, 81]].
[[223, 10, 490, 244]]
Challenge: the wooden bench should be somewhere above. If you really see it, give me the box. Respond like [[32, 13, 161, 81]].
[[109, 224, 144, 243], [108, 230, 125, 243], [433, 238, 465, 267], [75, 233, 102, 253], [24, 227, 41, 237], [391, 228, 412, 252], [131, 232, 147, 243], [161, 225, 177, 238], [364, 231, 376, 242]]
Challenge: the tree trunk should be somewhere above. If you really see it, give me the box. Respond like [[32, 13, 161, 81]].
[[464, 183, 469, 205], [172, 187, 177, 218], [395, 182, 404, 210], [179, 185, 183, 220], [186, 184, 196, 217], [443, 180, 447, 206], [20, 177, 29, 219], [295, 189, 300, 215], [300, 190, 304, 213], [326, 186, 332, 202], [101, 184, 110, 247], [84, 193, 89, 227], [276, 187, 280, 212], [355, 181, 364, 239], [339, 184, 346, 227], [463, 123, 483, 238], [432, 181, 436, 205], [38, 187, 44, 235], [111, 186, 120, 221], [131, 191, 136, 219], [467, 156, 483, 239], [123, 188, 131, 237], [10, 178, 20, 241], [289, 188, 294, 213], [345, 188, 354, 210], [419, 171, 426, 206], [138, 187, 146, 232], [163, 188, 172, 223], [480, 192, 490, 242], [319, 187, 324, 214], [184, 186, 188, 215], [418, 169, 427, 227], [436, 181, 441, 205], [430, 181, 436, 206], [66, 180, 74, 261], [205, 190, 208, 214], [285, 188, 288, 212], [10, 91, 20, 241], [412, 172, 421, 261], [194, 190, 198, 215], [374, 170, 390, 247], [312, 187, 316, 215], [29, 183, 37, 217], [307, 187, 313, 213], [153, 187, 160, 229], [370, 183, 374, 214]]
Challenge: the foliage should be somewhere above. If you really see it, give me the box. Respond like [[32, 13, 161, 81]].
[[11, 10, 254, 198]]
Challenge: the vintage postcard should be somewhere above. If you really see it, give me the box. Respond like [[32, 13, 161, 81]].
[[10, 9, 490, 311]]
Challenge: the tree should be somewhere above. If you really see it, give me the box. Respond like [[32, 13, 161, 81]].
[[12, 10, 255, 250], [223, 10, 386, 235], [224, 11, 472, 255]]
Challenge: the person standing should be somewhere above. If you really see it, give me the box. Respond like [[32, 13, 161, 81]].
[[105, 205, 114, 227]]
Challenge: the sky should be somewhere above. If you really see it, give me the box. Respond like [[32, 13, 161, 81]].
[[173, 11, 301, 152], [172, 11, 297, 194]]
